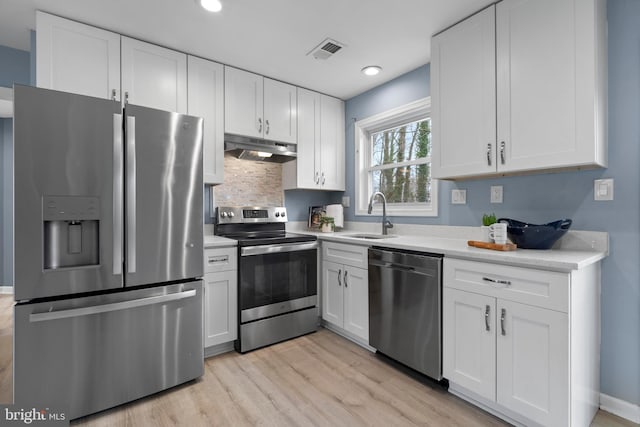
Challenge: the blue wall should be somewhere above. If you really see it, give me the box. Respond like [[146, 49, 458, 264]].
[[0, 45, 30, 88], [343, 0, 640, 405]]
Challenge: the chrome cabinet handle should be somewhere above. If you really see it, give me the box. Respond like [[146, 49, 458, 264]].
[[500, 308, 506, 336], [124, 91, 129, 104], [338, 269, 342, 286], [111, 89, 117, 101], [500, 141, 506, 164], [258, 118, 262, 133], [485, 305, 490, 331], [321, 172, 325, 185], [482, 276, 511, 286], [344, 270, 348, 287], [315, 172, 320, 184], [487, 144, 492, 166], [208, 255, 229, 264], [265, 119, 270, 135]]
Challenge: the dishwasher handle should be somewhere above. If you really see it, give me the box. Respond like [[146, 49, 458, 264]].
[[368, 258, 435, 276]]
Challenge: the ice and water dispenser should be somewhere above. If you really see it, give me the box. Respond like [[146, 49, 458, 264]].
[[43, 196, 100, 269]]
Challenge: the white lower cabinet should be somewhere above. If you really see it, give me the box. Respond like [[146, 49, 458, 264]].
[[203, 247, 237, 350], [321, 242, 369, 343], [443, 258, 599, 427]]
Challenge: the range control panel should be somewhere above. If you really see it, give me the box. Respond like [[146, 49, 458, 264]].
[[217, 206, 287, 224]]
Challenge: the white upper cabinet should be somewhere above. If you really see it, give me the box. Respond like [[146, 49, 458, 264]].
[[121, 37, 187, 113], [224, 66, 297, 144], [263, 78, 297, 143], [431, 6, 496, 178], [282, 88, 345, 191], [36, 12, 121, 100], [431, 0, 607, 179], [188, 56, 224, 185], [224, 67, 264, 138]]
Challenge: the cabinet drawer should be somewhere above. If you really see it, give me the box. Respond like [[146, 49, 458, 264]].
[[443, 258, 568, 312], [322, 242, 368, 269], [204, 247, 237, 273]]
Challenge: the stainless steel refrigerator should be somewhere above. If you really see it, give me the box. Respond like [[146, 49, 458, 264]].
[[12, 85, 204, 420]]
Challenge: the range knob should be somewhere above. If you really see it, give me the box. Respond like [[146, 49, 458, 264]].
[[275, 212, 280, 217], [281, 211, 286, 217], [221, 212, 228, 218], [229, 212, 235, 218]]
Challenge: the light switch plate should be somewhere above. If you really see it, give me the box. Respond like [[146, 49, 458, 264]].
[[451, 189, 467, 204], [341, 196, 350, 208], [594, 179, 614, 201], [490, 186, 503, 204]]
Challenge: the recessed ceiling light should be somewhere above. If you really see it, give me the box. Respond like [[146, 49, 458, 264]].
[[200, 0, 222, 12], [361, 66, 382, 76]]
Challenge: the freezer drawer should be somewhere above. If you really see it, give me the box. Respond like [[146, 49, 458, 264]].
[[14, 281, 203, 420]]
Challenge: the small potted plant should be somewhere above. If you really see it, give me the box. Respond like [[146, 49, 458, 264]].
[[319, 216, 335, 233], [481, 213, 497, 242]]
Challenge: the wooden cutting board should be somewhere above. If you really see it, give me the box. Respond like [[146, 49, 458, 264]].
[[467, 240, 517, 251]]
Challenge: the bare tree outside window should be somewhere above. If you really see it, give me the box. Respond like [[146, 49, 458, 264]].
[[370, 118, 432, 204]]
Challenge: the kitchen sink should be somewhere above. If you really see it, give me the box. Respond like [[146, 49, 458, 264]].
[[345, 233, 397, 240]]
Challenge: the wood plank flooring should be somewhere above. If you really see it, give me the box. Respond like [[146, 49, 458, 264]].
[[0, 294, 635, 427]]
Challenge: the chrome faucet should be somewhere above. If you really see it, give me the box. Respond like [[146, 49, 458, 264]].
[[367, 192, 394, 235]]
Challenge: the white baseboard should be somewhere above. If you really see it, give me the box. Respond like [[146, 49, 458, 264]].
[[600, 393, 640, 424], [0, 286, 13, 295]]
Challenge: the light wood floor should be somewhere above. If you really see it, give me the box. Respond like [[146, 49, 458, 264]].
[[0, 295, 635, 427]]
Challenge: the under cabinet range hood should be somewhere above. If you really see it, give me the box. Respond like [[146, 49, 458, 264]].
[[224, 133, 297, 163]]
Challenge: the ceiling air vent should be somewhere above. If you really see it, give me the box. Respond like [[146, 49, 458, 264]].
[[307, 38, 345, 60]]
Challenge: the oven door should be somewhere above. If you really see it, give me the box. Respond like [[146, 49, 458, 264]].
[[239, 241, 318, 322]]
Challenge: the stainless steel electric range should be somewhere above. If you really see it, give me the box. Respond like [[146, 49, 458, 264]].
[[215, 206, 318, 353]]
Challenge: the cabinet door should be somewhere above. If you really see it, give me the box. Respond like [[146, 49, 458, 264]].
[[322, 261, 344, 327], [443, 288, 496, 401], [343, 266, 368, 342], [319, 95, 345, 191], [188, 56, 224, 185], [496, 0, 599, 172], [431, 5, 496, 179], [496, 300, 568, 426], [121, 37, 187, 113], [288, 87, 320, 188], [264, 78, 297, 144], [203, 270, 238, 348], [224, 66, 264, 138], [36, 11, 121, 100]]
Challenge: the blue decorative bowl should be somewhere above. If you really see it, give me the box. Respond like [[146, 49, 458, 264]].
[[497, 218, 572, 249]]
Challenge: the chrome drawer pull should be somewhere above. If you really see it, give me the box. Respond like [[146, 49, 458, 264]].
[[485, 305, 490, 331], [482, 276, 512, 286], [338, 269, 342, 286], [208, 255, 229, 264], [500, 308, 506, 336]]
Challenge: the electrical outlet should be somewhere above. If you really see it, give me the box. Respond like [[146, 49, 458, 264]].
[[341, 196, 350, 207], [451, 189, 467, 204], [490, 186, 503, 203]]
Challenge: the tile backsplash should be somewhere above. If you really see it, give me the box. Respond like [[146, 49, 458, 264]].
[[213, 153, 284, 207]]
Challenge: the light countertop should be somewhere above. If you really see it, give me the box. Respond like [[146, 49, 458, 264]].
[[204, 235, 237, 248], [297, 229, 607, 272]]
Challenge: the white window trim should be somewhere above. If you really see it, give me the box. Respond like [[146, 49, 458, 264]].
[[354, 97, 437, 217]]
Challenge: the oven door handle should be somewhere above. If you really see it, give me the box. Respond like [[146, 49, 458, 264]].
[[241, 241, 318, 256]]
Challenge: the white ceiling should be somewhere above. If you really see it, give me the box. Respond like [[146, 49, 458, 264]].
[[0, 0, 494, 100]]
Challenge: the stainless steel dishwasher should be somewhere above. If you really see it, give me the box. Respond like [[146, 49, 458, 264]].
[[368, 247, 443, 380]]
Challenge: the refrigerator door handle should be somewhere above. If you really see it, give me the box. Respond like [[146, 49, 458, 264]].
[[113, 114, 123, 276], [29, 288, 196, 323], [126, 115, 137, 274]]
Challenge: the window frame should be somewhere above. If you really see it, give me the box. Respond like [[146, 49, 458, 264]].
[[354, 97, 437, 217]]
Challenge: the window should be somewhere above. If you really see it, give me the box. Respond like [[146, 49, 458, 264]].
[[355, 98, 437, 216]]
